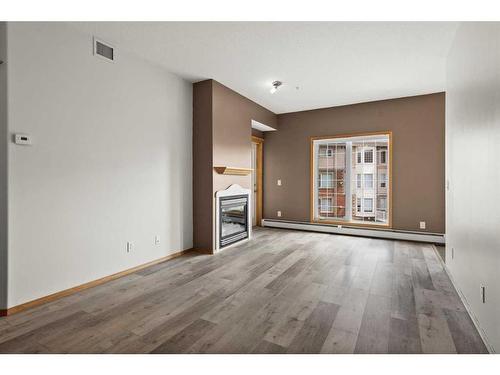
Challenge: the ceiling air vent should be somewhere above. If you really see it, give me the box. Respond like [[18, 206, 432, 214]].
[[93, 37, 115, 62]]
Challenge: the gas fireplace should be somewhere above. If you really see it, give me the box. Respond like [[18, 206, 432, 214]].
[[219, 195, 248, 248], [215, 184, 252, 251]]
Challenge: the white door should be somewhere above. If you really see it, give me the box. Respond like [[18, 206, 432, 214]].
[[251, 143, 257, 226]]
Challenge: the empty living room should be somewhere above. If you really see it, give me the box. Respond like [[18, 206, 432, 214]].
[[1, 1, 500, 373]]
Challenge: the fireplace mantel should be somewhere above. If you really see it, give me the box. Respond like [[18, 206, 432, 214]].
[[213, 166, 252, 176]]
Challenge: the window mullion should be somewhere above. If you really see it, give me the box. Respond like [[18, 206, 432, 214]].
[[345, 141, 352, 222]]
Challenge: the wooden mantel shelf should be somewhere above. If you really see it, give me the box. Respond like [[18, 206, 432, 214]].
[[214, 166, 253, 176]]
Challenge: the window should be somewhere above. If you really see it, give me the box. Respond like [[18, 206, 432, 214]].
[[319, 173, 333, 188], [319, 148, 333, 157], [380, 173, 386, 188], [312, 133, 390, 226], [363, 198, 373, 213], [380, 150, 387, 164], [364, 149, 374, 163], [378, 197, 387, 210], [320, 198, 333, 213], [364, 174, 373, 188]]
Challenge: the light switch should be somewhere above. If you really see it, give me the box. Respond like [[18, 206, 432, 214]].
[[277, 179, 282, 186], [277, 211, 282, 217], [419, 221, 426, 229]]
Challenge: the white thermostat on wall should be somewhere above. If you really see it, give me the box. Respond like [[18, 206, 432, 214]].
[[14, 133, 33, 146]]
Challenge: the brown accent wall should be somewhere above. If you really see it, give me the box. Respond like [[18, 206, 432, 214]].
[[192, 80, 214, 250], [192, 80, 277, 251], [212, 81, 276, 193], [252, 128, 264, 138], [264, 93, 445, 233]]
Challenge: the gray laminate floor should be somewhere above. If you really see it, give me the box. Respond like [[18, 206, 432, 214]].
[[0, 228, 488, 354], [436, 245, 445, 262]]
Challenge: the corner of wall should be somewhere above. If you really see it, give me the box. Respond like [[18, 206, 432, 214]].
[[445, 22, 500, 352], [192, 79, 277, 252], [192, 79, 214, 251], [0, 21, 8, 309], [5, 23, 195, 307]]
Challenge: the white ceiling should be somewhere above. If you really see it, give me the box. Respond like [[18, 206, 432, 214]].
[[70, 22, 459, 114]]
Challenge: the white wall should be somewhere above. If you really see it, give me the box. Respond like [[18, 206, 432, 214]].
[[6, 22, 193, 307], [446, 22, 500, 352], [0, 22, 8, 309]]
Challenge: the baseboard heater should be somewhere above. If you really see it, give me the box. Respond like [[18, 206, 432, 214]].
[[262, 219, 445, 244]]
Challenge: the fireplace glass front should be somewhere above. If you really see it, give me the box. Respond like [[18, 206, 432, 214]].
[[219, 195, 248, 248]]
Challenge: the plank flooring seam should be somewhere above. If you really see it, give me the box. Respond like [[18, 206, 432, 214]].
[[0, 227, 488, 354]]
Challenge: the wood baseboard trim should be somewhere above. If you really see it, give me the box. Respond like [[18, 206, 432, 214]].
[[1, 248, 194, 317], [192, 247, 214, 255]]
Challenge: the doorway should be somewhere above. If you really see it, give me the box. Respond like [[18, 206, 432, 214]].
[[251, 136, 263, 226]]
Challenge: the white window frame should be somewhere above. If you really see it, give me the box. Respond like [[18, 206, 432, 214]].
[[311, 133, 391, 227]]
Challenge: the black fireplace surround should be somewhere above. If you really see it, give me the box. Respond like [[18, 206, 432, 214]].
[[219, 195, 249, 248]]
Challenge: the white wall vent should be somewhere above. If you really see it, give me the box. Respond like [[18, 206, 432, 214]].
[[93, 37, 115, 62]]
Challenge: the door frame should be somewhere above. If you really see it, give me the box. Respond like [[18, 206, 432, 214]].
[[252, 136, 264, 226]]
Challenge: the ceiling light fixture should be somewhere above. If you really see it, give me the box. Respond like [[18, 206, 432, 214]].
[[270, 80, 282, 94]]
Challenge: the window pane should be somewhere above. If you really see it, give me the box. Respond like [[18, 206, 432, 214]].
[[314, 134, 389, 225], [320, 198, 332, 213], [375, 141, 389, 224], [319, 173, 333, 188], [364, 149, 373, 163], [316, 142, 346, 219], [364, 198, 373, 212], [378, 197, 387, 209], [380, 150, 386, 164], [364, 174, 373, 188], [380, 173, 386, 188], [334, 193, 346, 218]]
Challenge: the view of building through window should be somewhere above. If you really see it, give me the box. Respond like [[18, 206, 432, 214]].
[[312, 133, 390, 225]]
